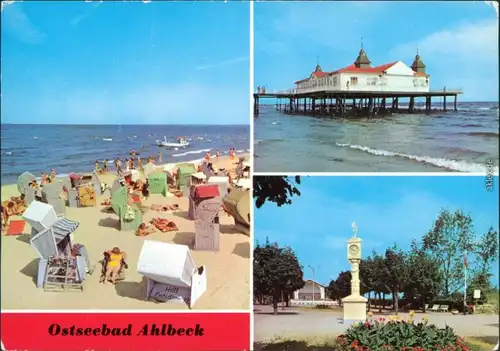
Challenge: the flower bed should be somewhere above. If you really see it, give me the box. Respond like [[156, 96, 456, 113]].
[[336, 314, 471, 351]]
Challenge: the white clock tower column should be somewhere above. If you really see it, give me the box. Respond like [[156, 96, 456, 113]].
[[342, 222, 367, 324]]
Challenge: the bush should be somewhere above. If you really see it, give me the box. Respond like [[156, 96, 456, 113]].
[[316, 304, 331, 309], [336, 317, 471, 351]]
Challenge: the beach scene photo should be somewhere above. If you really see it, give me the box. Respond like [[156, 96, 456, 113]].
[[254, 1, 498, 173], [1, 1, 251, 310], [253, 176, 499, 350]]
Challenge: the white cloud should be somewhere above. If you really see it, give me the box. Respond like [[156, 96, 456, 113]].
[[1, 3, 45, 43], [70, 2, 101, 27], [195, 55, 248, 71], [389, 19, 498, 100]]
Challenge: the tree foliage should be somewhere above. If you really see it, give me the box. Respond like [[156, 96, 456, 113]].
[[253, 238, 304, 314], [253, 176, 301, 209]]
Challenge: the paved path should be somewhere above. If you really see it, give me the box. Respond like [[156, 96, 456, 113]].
[[254, 305, 499, 343]]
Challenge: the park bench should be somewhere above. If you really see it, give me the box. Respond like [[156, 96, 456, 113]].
[[428, 305, 440, 312], [437, 305, 449, 312]]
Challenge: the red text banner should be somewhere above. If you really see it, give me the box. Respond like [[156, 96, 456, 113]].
[[1, 312, 250, 351]]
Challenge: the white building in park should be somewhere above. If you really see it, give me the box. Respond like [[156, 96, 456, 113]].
[[293, 279, 326, 301], [294, 47, 430, 94]]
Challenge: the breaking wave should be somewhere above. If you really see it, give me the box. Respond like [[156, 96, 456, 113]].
[[335, 142, 498, 173]]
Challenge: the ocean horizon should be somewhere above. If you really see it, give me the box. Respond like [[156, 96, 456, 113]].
[[0, 124, 249, 185]]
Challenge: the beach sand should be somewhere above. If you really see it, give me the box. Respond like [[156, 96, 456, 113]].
[[1, 154, 250, 310]]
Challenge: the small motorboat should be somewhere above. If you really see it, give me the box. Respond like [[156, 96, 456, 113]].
[[156, 136, 189, 148]]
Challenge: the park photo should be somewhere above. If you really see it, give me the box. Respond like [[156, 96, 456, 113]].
[[253, 1, 498, 173], [1, 1, 251, 310], [253, 175, 499, 351]]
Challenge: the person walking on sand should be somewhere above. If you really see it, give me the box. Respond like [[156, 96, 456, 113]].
[[103, 159, 109, 173]]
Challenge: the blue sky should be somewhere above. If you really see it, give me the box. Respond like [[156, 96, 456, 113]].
[[254, 176, 499, 286], [1, 2, 249, 125], [255, 1, 499, 101]]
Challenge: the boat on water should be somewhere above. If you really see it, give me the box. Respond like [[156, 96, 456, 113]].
[[156, 136, 189, 148]]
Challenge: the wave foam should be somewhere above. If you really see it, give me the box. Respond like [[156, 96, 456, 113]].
[[335, 142, 498, 173], [172, 148, 212, 157]]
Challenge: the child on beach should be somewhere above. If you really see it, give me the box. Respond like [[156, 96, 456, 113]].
[[229, 148, 235, 161], [103, 159, 109, 173]]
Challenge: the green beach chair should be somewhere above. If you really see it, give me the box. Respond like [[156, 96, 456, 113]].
[[119, 205, 142, 231], [177, 163, 197, 189], [147, 172, 168, 196]]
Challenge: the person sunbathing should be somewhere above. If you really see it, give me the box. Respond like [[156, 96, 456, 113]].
[[150, 204, 179, 212], [151, 217, 178, 232], [104, 247, 127, 284], [1, 201, 21, 229], [136, 222, 157, 237]]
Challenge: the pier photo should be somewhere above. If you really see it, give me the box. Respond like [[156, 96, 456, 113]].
[[1, 1, 251, 310], [254, 1, 499, 173]]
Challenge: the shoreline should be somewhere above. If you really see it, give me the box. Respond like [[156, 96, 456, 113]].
[[1, 153, 249, 200]]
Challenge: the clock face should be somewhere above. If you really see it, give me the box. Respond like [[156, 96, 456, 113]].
[[349, 245, 359, 254]]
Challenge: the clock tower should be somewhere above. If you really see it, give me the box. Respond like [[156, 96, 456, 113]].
[[342, 225, 367, 324]]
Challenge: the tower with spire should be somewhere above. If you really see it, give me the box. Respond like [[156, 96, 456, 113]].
[[411, 49, 426, 74], [354, 37, 371, 69], [314, 55, 322, 73]]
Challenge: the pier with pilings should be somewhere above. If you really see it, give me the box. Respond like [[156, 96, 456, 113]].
[[253, 89, 463, 117]]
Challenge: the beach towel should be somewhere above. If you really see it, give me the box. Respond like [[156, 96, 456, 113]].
[[6, 220, 25, 236], [151, 217, 178, 232]]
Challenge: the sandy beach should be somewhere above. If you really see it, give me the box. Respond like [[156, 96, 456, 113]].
[[1, 154, 250, 310]]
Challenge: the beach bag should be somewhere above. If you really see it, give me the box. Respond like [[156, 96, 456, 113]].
[[123, 206, 135, 222]]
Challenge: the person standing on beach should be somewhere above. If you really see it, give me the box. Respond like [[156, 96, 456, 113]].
[[124, 158, 129, 171], [204, 152, 211, 163], [103, 159, 109, 173], [95, 161, 101, 173], [116, 158, 123, 176], [41, 172, 48, 185], [129, 158, 134, 170], [137, 156, 143, 170], [158, 152, 162, 163], [216, 150, 220, 162], [50, 169, 56, 181]]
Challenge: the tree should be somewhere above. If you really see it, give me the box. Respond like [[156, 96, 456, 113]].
[[371, 253, 391, 312], [473, 227, 499, 278], [422, 209, 476, 296], [253, 176, 301, 209], [383, 245, 409, 314], [327, 280, 340, 302], [405, 240, 442, 312], [253, 238, 305, 314], [334, 271, 352, 306]]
